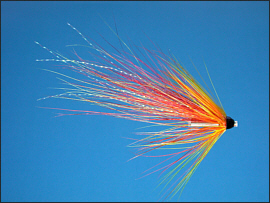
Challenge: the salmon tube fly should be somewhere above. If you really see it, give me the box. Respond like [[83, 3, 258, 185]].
[[36, 23, 237, 200]]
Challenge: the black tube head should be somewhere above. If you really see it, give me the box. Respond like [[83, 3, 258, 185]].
[[226, 116, 236, 129]]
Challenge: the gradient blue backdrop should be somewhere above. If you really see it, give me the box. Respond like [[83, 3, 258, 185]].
[[1, 1, 269, 202]]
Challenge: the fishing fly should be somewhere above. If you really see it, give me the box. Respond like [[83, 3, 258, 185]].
[[36, 22, 238, 200]]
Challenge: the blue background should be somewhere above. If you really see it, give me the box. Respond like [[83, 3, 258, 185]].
[[1, 1, 269, 202]]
